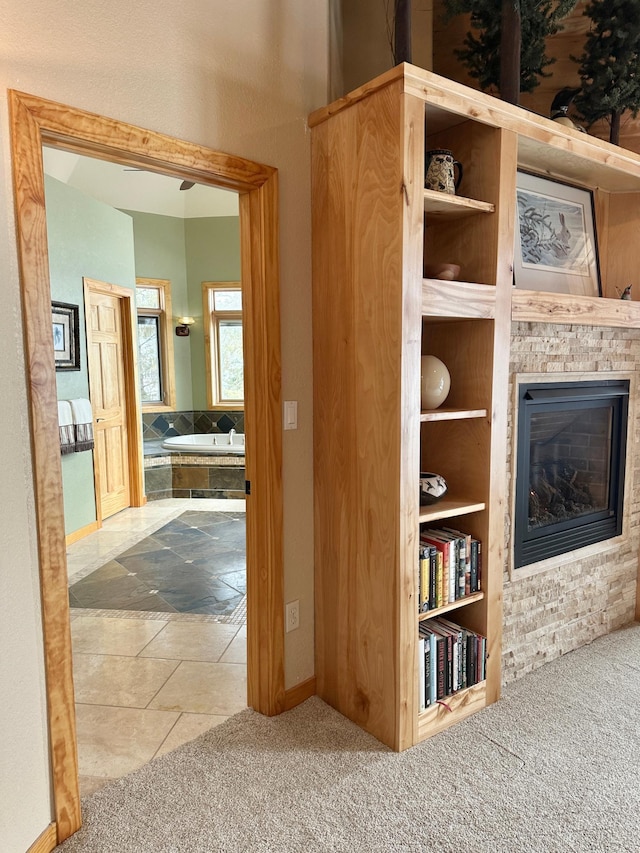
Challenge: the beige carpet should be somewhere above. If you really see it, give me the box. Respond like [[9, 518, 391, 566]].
[[58, 623, 640, 852]]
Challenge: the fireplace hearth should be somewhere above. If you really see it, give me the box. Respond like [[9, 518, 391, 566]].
[[514, 379, 629, 568]]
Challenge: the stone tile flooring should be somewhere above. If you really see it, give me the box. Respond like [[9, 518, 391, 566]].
[[69, 510, 246, 615], [67, 499, 247, 797]]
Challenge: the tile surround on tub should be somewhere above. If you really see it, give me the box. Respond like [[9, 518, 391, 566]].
[[142, 411, 245, 440]]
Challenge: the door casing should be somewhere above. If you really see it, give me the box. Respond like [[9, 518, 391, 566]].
[[9, 90, 285, 845]]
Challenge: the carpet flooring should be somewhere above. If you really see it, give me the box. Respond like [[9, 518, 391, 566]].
[[56, 623, 640, 852], [68, 511, 246, 615]]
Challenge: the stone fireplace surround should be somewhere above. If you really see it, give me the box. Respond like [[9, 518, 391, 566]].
[[503, 322, 640, 685]]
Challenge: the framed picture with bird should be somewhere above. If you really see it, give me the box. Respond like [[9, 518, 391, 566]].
[[514, 170, 601, 297]]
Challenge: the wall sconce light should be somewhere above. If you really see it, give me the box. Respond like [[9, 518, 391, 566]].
[[175, 316, 195, 337]]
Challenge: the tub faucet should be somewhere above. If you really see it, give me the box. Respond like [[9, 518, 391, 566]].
[[229, 428, 236, 444]]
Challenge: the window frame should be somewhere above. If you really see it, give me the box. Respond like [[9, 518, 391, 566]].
[[203, 281, 244, 410], [136, 277, 176, 412]]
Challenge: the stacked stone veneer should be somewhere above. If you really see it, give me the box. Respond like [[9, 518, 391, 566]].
[[503, 322, 640, 685]]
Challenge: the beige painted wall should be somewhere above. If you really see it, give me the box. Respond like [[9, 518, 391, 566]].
[[339, 0, 433, 96], [0, 2, 328, 849]]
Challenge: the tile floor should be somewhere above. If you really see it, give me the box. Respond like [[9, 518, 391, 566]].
[[69, 509, 246, 615], [67, 499, 247, 797]]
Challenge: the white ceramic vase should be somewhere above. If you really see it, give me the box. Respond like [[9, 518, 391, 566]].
[[421, 355, 451, 409]]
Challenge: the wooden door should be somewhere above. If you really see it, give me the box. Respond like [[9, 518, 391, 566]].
[[86, 286, 131, 519]]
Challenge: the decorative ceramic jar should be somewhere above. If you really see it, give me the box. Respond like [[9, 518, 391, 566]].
[[425, 149, 463, 194], [420, 472, 448, 505], [421, 355, 451, 409]]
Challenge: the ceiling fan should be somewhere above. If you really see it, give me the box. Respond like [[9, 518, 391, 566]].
[[123, 168, 195, 191]]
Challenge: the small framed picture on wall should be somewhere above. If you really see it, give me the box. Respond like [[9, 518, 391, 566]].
[[51, 301, 81, 370]]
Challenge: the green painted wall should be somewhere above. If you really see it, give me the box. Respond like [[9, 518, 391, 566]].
[[45, 176, 137, 536], [185, 216, 241, 410], [123, 211, 193, 411], [125, 212, 241, 411]]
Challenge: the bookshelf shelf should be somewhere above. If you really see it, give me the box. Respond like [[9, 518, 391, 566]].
[[420, 407, 487, 422], [418, 591, 484, 621], [419, 499, 485, 524], [422, 279, 496, 319], [423, 188, 495, 219], [417, 681, 487, 742]]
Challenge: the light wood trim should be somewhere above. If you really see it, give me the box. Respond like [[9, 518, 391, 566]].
[[202, 281, 244, 410], [26, 823, 58, 853], [422, 279, 496, 319], [10, 90, 284, 842], [311, 64, 640, 192], [283, 676, 317, 711], [511, 289, 640, 328], [416, 681, 486, 741], [240, 175, 285, 716], [424, 189, 495, 218], [65, 520, 99, 547], [9, 89, 81, 841], [421, 407, 487, 422], [136, 277, 176, 412]]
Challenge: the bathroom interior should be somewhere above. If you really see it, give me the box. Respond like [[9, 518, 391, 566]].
[[47, 147, 249, 794]]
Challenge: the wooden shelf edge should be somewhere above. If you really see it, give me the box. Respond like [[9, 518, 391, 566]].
[[420, 499, 485, 523], [418, 591, 484, 621], [420, 407, 487, 422], [417, 681, 487, 742], [422, 279, 496, 319], [423, 188, 495, 217], [512, 288, 640, 328]]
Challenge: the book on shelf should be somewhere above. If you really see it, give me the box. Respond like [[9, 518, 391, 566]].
[[418, 617, 486, 708], [418, 527, 482, 611]]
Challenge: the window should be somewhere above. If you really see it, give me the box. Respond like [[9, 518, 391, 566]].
[[203, 282, 244, 409], [136, 278, 176, 411]]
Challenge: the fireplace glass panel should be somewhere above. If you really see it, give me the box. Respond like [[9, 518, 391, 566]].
[[515, 380, 628, 569], [528, 407, 611, 532]]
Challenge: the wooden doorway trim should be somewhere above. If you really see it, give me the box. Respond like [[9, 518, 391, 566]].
[[9, 90, 285, 844], [83, 277, 145, 522]]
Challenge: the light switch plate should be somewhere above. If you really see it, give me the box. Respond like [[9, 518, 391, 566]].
[[284, 400, 298, 430]]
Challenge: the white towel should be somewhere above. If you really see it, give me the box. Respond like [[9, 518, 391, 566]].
[[58, 400, 75, 455], [69, 398, 94, 452]]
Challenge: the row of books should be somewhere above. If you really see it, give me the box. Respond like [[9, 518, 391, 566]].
[[418, 527, 482, 613], [418, 617, 486, 711]]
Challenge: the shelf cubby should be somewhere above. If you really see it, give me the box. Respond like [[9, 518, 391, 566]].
[[418, 591, 485, 622]]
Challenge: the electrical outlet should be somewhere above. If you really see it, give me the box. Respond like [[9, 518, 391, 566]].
[[285, 599, 300, 633]]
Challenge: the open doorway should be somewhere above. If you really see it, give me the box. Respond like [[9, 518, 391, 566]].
[[43, 148, 253, 794], [10, 90, 285, 843]]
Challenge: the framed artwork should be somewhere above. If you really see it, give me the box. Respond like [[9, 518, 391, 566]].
[[51, 301, 81, 370], [514, 171, 601, 297]]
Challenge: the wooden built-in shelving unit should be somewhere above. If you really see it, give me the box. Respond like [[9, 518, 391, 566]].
[[310, 63, 640, 752]]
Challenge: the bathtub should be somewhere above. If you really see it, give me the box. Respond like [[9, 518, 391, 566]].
[[162, 433, 245, 456]]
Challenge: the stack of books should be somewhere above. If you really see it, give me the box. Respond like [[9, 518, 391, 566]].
[[418, 527, 481, 613], [418, 617, 486, 712]]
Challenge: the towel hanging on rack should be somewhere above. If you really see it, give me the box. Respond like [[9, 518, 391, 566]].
[[70, 398, 94, 452], [58, 400, 75, 455]]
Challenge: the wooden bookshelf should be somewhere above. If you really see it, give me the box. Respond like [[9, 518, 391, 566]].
[[311, 63, 640, 752]]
